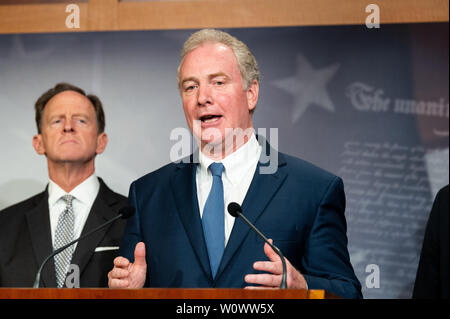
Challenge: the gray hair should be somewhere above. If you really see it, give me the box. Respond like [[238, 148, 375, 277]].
[[177, 29, 260, 90]]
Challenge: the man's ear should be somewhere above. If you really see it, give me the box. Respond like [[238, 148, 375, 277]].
[[246, 80, 259, 112], [32, 134, 45, 155], [95, 132, 108, 155]]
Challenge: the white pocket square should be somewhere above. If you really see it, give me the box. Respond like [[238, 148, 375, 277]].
[[94, 246, 120, 252]]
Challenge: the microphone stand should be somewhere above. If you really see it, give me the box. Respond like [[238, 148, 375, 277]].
[[236, 211, 287, 289], [33, 213, 123, 288]]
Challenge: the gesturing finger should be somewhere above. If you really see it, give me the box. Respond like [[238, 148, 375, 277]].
[[264, 239, 281, 263], [253, 261, 283, 275], [111, 267, 129, 279], [245, 273, 281, 287], [109, 278, 129, 289], [244, 286, 277, 290], [113, 256, 130, 268]]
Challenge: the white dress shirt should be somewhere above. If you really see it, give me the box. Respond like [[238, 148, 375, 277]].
[[196, 133, 262, 246], [48, 174, 100, 250]]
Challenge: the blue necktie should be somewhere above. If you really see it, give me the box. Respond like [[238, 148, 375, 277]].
[[202, 162, 225, 279]]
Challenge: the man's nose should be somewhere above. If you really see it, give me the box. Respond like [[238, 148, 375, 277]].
[[63, 118, 74, 132], [197, 85, 212, 106]]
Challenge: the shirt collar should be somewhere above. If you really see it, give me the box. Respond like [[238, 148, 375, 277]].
[[198, 133, 261, 186], [48, 174, 100, 206]]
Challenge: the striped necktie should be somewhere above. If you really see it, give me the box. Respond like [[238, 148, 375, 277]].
[[54, 194, 75, 288]]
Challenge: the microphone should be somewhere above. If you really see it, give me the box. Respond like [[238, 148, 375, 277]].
[[33, 205, 135, 288], [227, 202, 287, 289]]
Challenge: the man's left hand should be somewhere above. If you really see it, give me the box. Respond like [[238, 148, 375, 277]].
[[244, 239, 308, 289]]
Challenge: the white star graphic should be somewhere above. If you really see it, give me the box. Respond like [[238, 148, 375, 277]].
[[273, 54, 340, 123]]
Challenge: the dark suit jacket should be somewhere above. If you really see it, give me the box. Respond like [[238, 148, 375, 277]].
[[0, 178, 127, 287], [413, 184, 449, 299], [120, 148, 362, 299]]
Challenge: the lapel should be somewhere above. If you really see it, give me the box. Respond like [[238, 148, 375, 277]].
[[170, 158, 213, 283], [215, 141, 288, 281], [26, 188, 57, 287], [70, 178, 118, 276]]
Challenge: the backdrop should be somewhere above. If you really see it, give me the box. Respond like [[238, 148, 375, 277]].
[[0, 23, 448, 298]]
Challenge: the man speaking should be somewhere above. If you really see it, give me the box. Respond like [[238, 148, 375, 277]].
[[108, 29, 362, 299]]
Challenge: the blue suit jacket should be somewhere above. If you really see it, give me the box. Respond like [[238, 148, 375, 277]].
[[120, 148, 362, 299]]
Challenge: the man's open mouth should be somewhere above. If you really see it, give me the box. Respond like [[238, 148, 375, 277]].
[[200, 115, 222, 123]]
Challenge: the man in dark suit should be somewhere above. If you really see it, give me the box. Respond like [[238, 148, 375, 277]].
[[108, 29, 362, 299], [0, 83, 127, 287], [413, 184, 449, 299]]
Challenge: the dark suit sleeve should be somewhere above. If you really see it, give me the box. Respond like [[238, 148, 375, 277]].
[[412, 185, 449, 299], [119, 182, 142, 262], [301, 177, 362, 299]]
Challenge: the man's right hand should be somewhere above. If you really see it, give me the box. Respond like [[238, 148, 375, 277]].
[[108, 242, 147, 288]]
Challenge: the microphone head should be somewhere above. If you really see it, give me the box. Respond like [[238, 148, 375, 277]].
[[119, 206, 135, 219], [227, 202, 242, 218]]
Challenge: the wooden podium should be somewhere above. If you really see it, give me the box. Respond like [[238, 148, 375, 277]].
[[0, 288, 337, 299]]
